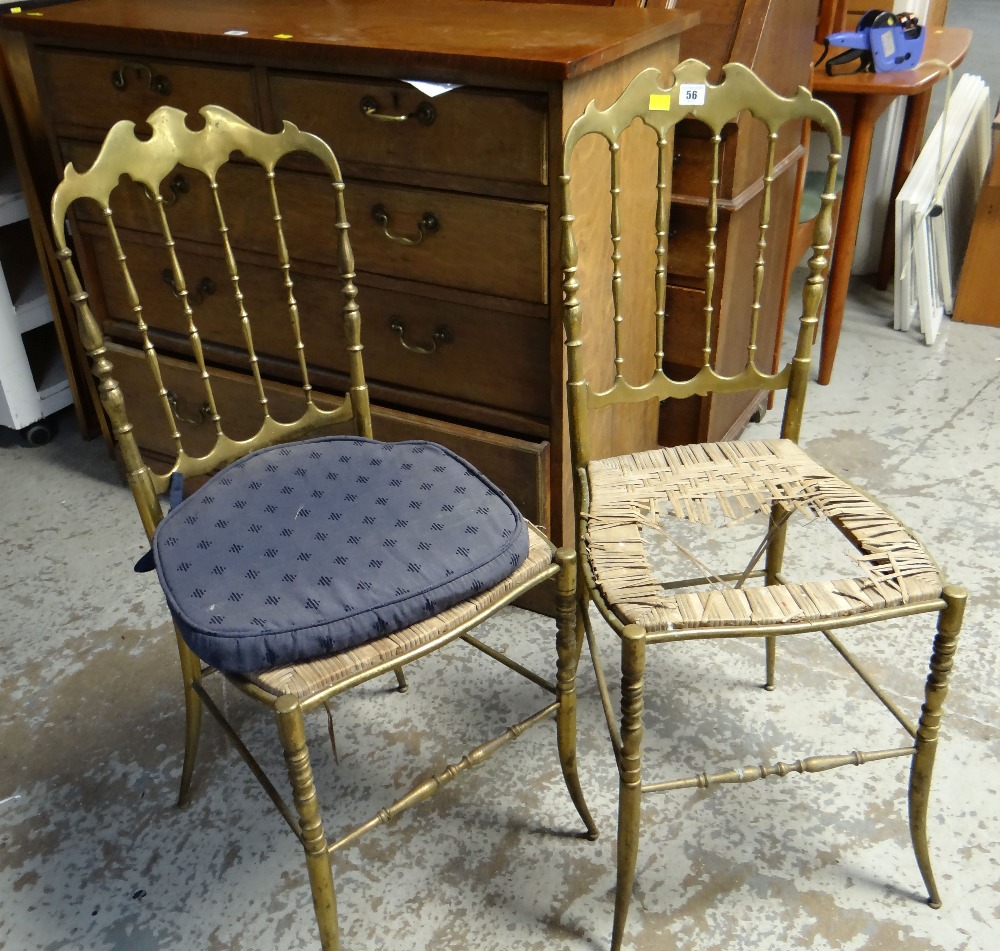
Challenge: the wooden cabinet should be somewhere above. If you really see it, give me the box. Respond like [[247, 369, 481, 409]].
[[952, 102, 1000, 328], [658, 0, 819, 444], [3, 0, 694, 547]]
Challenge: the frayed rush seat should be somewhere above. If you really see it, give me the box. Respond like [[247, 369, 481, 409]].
[[153, 437, 531, 675], [585, 439, 944, 633]]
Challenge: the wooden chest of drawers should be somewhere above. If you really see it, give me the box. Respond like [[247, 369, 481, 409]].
[[4, 0, 694, 547], [659, 0, 819, 445]]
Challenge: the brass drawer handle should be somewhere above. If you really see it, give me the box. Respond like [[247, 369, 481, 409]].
[[390, 319, 452, 355], [142, 173, 189, 207], [372, 204, 440, 246], [359, 95, 436, 126], [166, 391, 211, 426], [111, 62, 172, 96], [162, 270, 216, 306]]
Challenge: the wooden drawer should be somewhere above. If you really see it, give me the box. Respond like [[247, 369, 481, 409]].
[[62, 141, 548, 304], [270, 73, 547, 187], [343, 181, 547, 303], [672, 123, 801, 203], [86, 232, 551, 422], [33, 48, 258, 134], [105, 343, 550, 527], [667, 203, 710, 284], [663, 284, 710, 369], [352, 283, 550, 420], [671, 126, 735, 201]]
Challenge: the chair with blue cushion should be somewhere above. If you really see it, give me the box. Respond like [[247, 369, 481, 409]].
[[50, 104, 597, 950]]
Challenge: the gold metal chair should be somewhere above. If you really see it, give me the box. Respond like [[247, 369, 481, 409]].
[[51, 104, 597, 950], [560, 59, 966, 950]]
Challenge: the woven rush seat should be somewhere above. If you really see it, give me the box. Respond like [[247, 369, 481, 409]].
[[586, 439, 944, 633], [247, 521, 554, 698]]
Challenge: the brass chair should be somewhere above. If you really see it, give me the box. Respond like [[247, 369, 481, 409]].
[[51, 104, 597, 950], [559, 59, 966, 950]]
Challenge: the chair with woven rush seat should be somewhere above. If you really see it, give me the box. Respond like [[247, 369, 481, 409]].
[[50, 104, 597, 950], [559, 59, 966, 950]]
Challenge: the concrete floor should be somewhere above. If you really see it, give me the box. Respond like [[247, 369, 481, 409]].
[[2, 4, 999, 950]]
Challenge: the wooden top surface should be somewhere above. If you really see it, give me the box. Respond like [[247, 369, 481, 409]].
[[2, 0, 697, 82], [811, 26, 972, 97]]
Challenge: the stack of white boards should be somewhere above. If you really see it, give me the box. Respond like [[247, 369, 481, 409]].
[[894, 72, 992, 344]]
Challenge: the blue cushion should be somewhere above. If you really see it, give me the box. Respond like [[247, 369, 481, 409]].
[[152, 437, 529, 674]]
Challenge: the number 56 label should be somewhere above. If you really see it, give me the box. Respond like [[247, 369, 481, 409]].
[[679, 83, 706, 106]]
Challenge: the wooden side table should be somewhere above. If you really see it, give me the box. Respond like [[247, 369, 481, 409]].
[[810, 26, 972, 384]]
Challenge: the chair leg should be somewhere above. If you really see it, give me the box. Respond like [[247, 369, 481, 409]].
[[175, 632, 204, 808], [554, 548, 599, 839], [393, 667, 409, 693], [763, 502, 790, 691], [909, 584, 966, 909], [275, 694, 340, 951], [764, 635, 777, 692], [612, 624, 646, 951]]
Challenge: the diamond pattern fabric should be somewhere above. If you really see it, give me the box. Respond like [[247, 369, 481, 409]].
[[152, 437, 529, 674]]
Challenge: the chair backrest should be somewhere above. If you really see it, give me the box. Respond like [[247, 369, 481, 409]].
[[51, 105, 372, 538], [559, 59, 842, 470]]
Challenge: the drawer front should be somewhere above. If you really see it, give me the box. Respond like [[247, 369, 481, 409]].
[[671, 127, 733, 202], [352, 284, 550, 420], [270, 74, 548, 187], [63, 140, 547, 304], [668, 204, 710, 284], [663, 284, 711, 369], [673, 120, 802, 204], [35, 48, 258, 134], [87, 234, 551, 421], [106, 343, 550, 526], [343, 181, 547, 303]]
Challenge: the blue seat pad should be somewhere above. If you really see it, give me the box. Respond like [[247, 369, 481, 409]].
[[152, 437, 529, 674]]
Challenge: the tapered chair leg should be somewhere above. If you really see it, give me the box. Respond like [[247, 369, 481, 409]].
[[393, 668, 409, 693], [612, 624, 646, 951], [175, 631, 204, 807], [909, 584, 966, 909], [764, 635, 777, 692], [763, 502, 790, 692], [275, 694, 340, 951], [554, 548, 599, 839]]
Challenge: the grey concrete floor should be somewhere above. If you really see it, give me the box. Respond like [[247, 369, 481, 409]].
[[4, 274, 998, 951], [2, 4, 999, 949]]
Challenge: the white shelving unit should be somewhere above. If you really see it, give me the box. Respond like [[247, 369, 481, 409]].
[[0, 125, 71, 445]]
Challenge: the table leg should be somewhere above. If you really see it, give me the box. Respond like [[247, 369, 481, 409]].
[[818, 95, 882, 385], [876, 90, 932, 289]]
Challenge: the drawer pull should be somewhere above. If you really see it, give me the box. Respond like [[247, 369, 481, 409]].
[[390, 319, 452, 355], [359, 95, 436, 126], [372, 204, 440, 246], [166, 391, 211, 426], [142, 173, 189, 207], [111, 62, 173, 97], [162, 269, 216, 305]]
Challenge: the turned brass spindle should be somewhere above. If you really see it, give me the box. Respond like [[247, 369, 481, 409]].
[[748, 129, 778, 370], [702, 132, 721, 368]]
